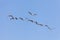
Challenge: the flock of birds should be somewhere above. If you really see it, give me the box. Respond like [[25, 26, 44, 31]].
[[8, 11, 52, 30]]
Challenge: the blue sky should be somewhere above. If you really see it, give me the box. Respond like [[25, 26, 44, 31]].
[[0, 0, 60, 40]]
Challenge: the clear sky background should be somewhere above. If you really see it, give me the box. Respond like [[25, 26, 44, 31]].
[[0, 0, 60, 40]]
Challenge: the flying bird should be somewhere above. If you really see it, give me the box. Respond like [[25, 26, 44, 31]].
[[28, 19, 34, 23], [28, 11, 37, 16], [19, 17, 24, 21], [38, 24, 43, 26], [8, 15, 14, 20], [45, 25, 52, 30], [34, 21, 38, 25], [39, 24, 43, 26], [15, 17, 18, 20], [33, 21, 43, 26]]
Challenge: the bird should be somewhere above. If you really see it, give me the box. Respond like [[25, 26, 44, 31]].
[[33, 21, 43, 26], [15, 17, 18, 20], [45, 25, 52, 30], [19, 17, 24, 21], [38, 23, 43, 26], [8, 15, 14, 20], [28, 11, 37, 16], [34, 21, 38, 25], [27, 19, 34, 23]]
